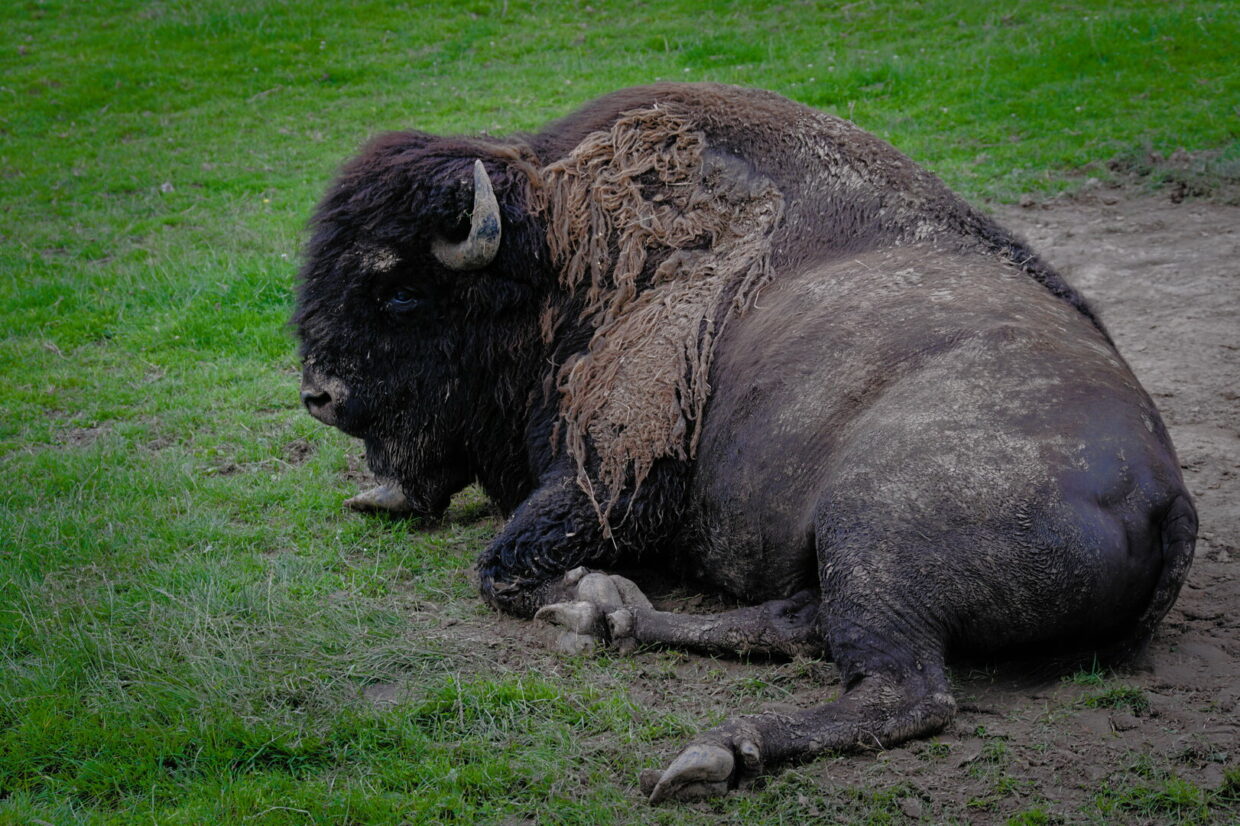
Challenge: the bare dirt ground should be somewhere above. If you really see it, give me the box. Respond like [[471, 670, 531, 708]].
[[389, 191, 1239, 822]]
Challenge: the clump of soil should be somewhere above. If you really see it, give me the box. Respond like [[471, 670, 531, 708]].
[[284, 437, 315, 465], [62, 424, 109, 447], [1103, 147, 1240, 205]]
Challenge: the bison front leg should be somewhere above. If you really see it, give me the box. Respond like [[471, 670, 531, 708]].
[[620, 591, 825, 658], [476, 471, 667, 620], [536, 571, 825, 657], [539, 584, 825, 658]]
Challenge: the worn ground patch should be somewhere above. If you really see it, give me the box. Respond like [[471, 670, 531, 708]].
[[387, 191, 1239, 821]]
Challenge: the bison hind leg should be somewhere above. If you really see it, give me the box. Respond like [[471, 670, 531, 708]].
[[644, 623, 955, 803]]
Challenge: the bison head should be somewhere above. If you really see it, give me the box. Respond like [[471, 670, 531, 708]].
[[293, 132, 550, 519]]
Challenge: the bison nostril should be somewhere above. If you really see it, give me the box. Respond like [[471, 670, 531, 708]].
[[300, 371, 350, 428], [301, 388, 332, 411]]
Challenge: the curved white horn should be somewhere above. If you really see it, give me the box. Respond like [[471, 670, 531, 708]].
[[431, 159, 502, 271]]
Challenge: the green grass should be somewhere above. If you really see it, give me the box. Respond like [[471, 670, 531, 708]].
[[1, 0, 1238, 823], [1081, 685, 1151, 715], [1091, 769, 1232, 825]]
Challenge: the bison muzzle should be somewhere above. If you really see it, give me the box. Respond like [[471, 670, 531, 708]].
[[293, 83, 1196, 803]]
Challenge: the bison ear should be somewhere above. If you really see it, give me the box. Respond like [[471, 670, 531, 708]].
[[430, 159, 502, 272]]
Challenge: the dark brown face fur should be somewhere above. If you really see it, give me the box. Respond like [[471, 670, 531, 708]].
[[293, 132, 551, 517]]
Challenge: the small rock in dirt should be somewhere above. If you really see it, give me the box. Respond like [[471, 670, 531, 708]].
[[1084, 762, 1108, 782], [1109, 712, 1141, 732], [898, 796, 924, 819], [952, 742, 984, 768], [1075, 709, 1113, 737], [1180, 604, 1222, 621]]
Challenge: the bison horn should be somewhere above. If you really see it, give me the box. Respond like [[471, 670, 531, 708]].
[[431, 159, 502, 271]]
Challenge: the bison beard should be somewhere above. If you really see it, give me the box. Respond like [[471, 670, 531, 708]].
[[294, 83, 1195, 804]]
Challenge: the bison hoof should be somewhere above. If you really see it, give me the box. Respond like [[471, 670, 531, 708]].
[[643, 743, 736, 804], [535, 600, 602, 635], [344, 484, 412, 514], [534, 570, 652, 655], [553, 630, 598, 655]]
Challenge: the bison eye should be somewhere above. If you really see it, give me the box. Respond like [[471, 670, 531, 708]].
[[386, 287, 421, 312]]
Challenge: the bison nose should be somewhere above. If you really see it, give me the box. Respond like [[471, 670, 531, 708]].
[[301, 387, 332, 412], [300, 372, 348, 427]]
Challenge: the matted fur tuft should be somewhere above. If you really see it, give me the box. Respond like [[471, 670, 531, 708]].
[[533, 106, 784, 531]]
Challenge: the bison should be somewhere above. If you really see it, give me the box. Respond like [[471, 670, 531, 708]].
[[294, 84, 1195, 802]]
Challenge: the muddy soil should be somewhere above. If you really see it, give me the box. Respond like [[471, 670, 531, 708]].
[[393, 191, 1239, 821]]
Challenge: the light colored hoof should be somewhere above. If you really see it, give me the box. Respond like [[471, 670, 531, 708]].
[[554, 631, 598, 655], [535, 569, 653, 655], [606, 608, 633, 639], [646, 743, 736, 804], [344, 484, 411, 513], [535, 600, 602, 635], [576, 572, 623, 613], [562, 566, 590, 586]]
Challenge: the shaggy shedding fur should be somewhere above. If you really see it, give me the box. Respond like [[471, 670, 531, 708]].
[[534, 106, 784, 529]]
